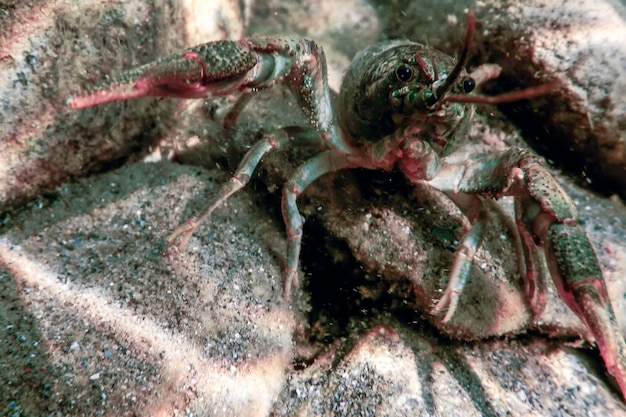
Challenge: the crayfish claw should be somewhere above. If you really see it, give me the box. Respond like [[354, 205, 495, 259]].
[[545, 221, 626, 399]]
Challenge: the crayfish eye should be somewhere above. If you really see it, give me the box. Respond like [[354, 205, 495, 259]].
[[463, 78, 476, 93], [395, 65, 413, 82]]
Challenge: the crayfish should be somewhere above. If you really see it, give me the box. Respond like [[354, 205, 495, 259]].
[[69, 12, 626, 399]]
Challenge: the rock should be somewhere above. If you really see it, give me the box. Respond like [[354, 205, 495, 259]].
[[0, 161, 294, 416], [479, 0, 626, 198], [272, 324, 626, 416]]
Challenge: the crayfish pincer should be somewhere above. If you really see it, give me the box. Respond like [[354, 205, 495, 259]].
[[69, 12, 626, 399]]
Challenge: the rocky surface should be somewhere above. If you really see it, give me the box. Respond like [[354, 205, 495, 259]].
[[0, 0, 245, 214], [1, 0, 625, 416]]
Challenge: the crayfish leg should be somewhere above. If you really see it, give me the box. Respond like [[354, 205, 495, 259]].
[[431, 192, 489, 323], [281, 150, 354, 301], [433, 147, 626, 399], [168, 130, 290, 248]]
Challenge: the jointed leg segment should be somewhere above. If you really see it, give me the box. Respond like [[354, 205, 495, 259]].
[[281, 150, 354, 300], [431, 148, 626, 396], [431, 195, 488, 323], [168, 130, 290, 247]]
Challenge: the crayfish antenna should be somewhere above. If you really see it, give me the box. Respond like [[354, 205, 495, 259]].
[[432, 11, 475, 103], [445, 79, 563, 105]]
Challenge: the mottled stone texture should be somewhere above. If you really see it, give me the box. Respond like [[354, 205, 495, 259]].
[[479, 0, 626, 198], [1, 1, 172, 213]]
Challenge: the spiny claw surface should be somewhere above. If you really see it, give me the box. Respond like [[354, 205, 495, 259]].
[[69, 40, 257, 109], [546, 223, 626, 398]]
